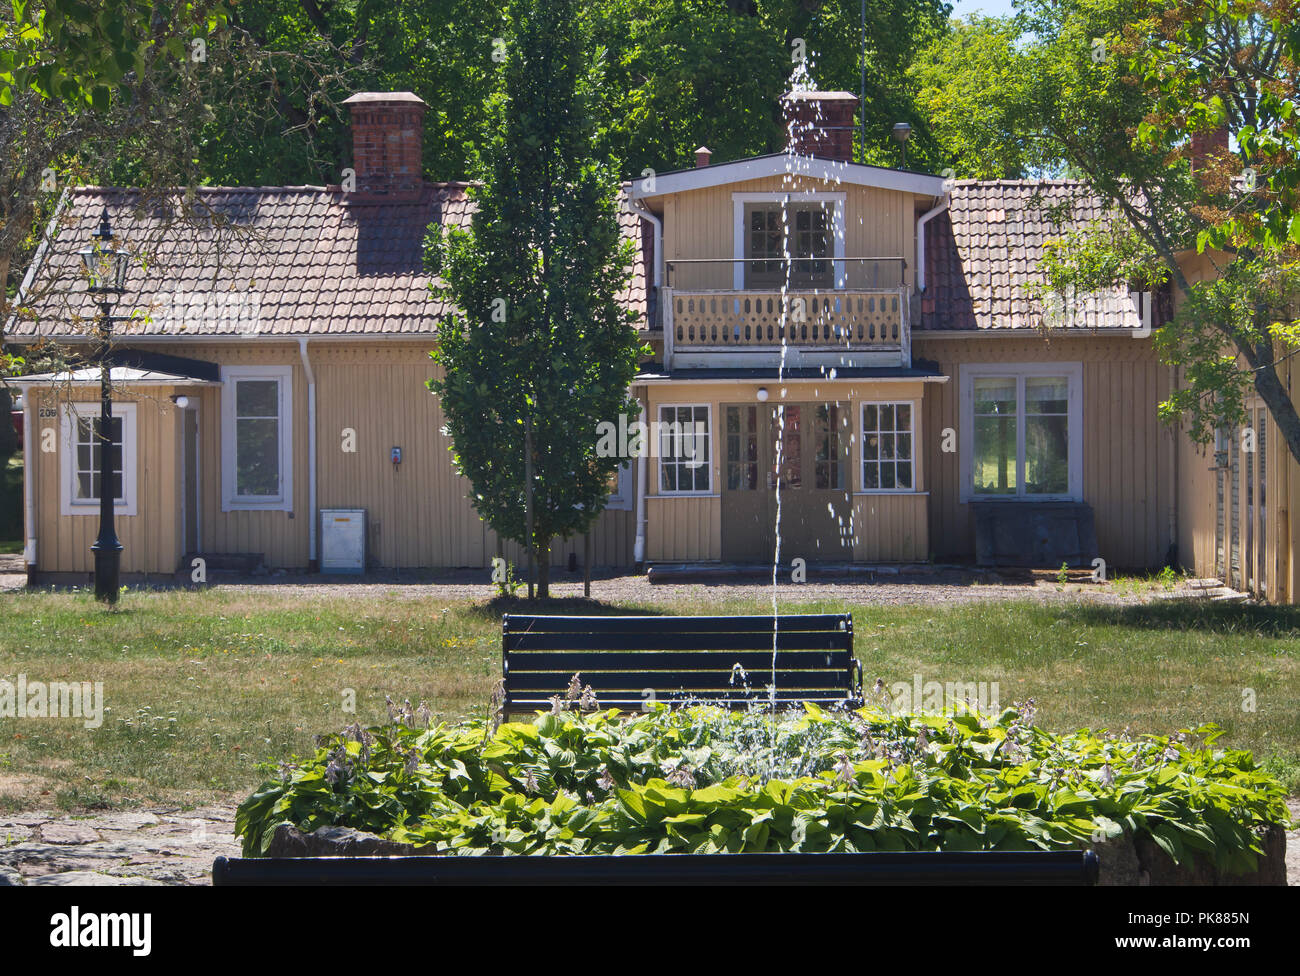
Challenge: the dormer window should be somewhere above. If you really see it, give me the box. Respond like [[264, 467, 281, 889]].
[[732, 192, 845, 291], [744, 202, 831, 288]]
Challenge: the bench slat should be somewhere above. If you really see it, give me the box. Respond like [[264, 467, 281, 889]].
[[505, 696, 856, 710], [504, 670, 851, 693], [505, 632, 850, 652], [506, 650, 852, 672], [503, 614, 850, 634]]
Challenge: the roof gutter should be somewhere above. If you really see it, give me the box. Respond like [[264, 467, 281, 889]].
[[916, 195, 949, 293], [298, 338, 318, 570], [627, 198, 663, 292]]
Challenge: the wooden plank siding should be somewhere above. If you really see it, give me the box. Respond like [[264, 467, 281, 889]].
[[915, 333, 1175, 570], [642, 378, 930, 562], [26, 341, 637, 573], [851, 494, 928, 561], [30, 384, 185, 576], [661, 175, 915, 292], [1169, 250, 1300, 601]]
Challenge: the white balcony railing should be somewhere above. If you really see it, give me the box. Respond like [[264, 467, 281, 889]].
[[662, 287, 910, 370]]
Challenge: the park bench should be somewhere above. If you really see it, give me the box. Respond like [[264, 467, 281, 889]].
[[500, 612, 862, 717]]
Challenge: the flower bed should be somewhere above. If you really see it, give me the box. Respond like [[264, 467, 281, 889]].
[[236, 701, 1289, 878]]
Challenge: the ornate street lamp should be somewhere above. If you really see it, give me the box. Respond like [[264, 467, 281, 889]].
[[78, 207, 131, 603]]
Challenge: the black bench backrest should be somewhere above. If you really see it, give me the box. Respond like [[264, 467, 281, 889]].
[[501, 613, 858, 713]]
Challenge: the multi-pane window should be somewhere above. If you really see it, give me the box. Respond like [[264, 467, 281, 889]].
[[814, 403, 847, 490], [772, 405, 802, 488], [658, 405, 710, 493], [966, 366, 1079, 500], [222, 367, 292, 510], [862, 402, 913, 491], [744, 203, 832, 288], [725, 406, 759, 490], [973, 377, 1018, 495], [235, 380, 282, 497], [1024, 377, 1069, 495], [72, 414, 124, 503], [61, 402, 136, 516]]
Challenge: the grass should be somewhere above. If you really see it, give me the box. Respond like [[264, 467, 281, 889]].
[[0, 586, 1296, 812]]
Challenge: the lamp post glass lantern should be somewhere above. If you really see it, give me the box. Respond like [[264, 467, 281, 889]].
[[79, 207, 131, 603]]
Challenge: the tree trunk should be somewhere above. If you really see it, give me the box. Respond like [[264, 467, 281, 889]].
[[536, 537, 551, 599], [1250, 355, 1300, 467]]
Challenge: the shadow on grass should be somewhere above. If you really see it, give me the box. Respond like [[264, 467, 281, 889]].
[[464, 595, 669, 621], [1062, 599, 1300, 638]]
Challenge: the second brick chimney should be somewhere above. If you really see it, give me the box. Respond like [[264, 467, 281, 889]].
[[781, 91, 859, 163], [342, 91, 426, 201]]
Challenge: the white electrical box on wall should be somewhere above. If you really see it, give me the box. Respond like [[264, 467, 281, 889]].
[[319, 508, 366, 574]]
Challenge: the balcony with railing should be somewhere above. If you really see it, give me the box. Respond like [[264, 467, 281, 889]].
[[662, 258, 910, 371]]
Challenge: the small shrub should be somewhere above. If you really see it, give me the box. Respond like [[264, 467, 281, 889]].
[[237, 705, 1291, 873]]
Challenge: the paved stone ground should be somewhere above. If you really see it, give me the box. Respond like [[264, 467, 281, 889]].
[[0, 807, 239, 886], [0, 802, 1293, 885]]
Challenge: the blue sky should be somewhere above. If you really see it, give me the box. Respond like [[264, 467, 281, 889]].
[[953, 0, 1019, 17]]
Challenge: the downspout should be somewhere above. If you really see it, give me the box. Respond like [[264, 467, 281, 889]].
[[916, 195, 949, 293], [633, 386, 648, 567], [298, 338, 318, 571], [22, 387, 35, 573], [1168, 363, 1179, 568]]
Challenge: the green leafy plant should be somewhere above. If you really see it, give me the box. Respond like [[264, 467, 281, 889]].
[[237, 705, 1291, 873]]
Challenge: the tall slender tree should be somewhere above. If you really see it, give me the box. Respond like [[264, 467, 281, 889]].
[[428, 0, 645, 598]]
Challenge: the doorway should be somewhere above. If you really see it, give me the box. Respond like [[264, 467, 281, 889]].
[[720, 401, 853, 563], [181, 406, 199, 554]]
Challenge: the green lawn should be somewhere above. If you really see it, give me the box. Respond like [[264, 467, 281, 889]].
[[0, 586, 1296, 812]]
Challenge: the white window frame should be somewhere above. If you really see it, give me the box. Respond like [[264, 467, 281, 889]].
[[656, 403, 713, 495], [859, 399, 920, 494], [60, 402, 138, 517], [960, 362, 1083, 503], [732, 192, 846, 290], [221, 365, 293, 511]]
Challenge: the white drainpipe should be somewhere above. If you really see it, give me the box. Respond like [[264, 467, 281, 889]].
[[916, 195, 949, 292], [22, 390, 35, 569], [633, 386, 648, 566], [298, 338, 318, 568]]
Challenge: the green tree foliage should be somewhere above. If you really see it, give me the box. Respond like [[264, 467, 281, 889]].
[[427, 0, 645, 598], [207, 0, 954, 185], [1021, 0, 1300, 466], [909, 15, 1047, 179]]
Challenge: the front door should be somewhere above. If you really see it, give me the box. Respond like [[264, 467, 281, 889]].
[[721, 402, 854, 563]]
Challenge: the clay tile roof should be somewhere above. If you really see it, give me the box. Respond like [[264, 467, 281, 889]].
[[920, 179, 1144, 331], [9, 183, 648, 340]]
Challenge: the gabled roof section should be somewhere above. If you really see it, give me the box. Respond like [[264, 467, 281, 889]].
[[920, 180, 1145, 331], [8, 183, 648, 341], [629, 152, 947, 199]]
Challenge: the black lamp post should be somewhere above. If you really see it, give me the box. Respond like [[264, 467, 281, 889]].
[[79, 207, 130, 603]]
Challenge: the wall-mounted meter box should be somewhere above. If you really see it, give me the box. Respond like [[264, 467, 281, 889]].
[[319, 509, 366, 574]]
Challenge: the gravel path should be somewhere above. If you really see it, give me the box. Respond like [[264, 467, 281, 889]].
[[0, 807, 239, 886]]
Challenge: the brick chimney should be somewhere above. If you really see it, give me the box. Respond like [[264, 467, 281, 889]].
[[781, 91, 859, 163], [1189, 125, 1230, 177], [342, 92, 426, 200], [695, 146, 712, 168]]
